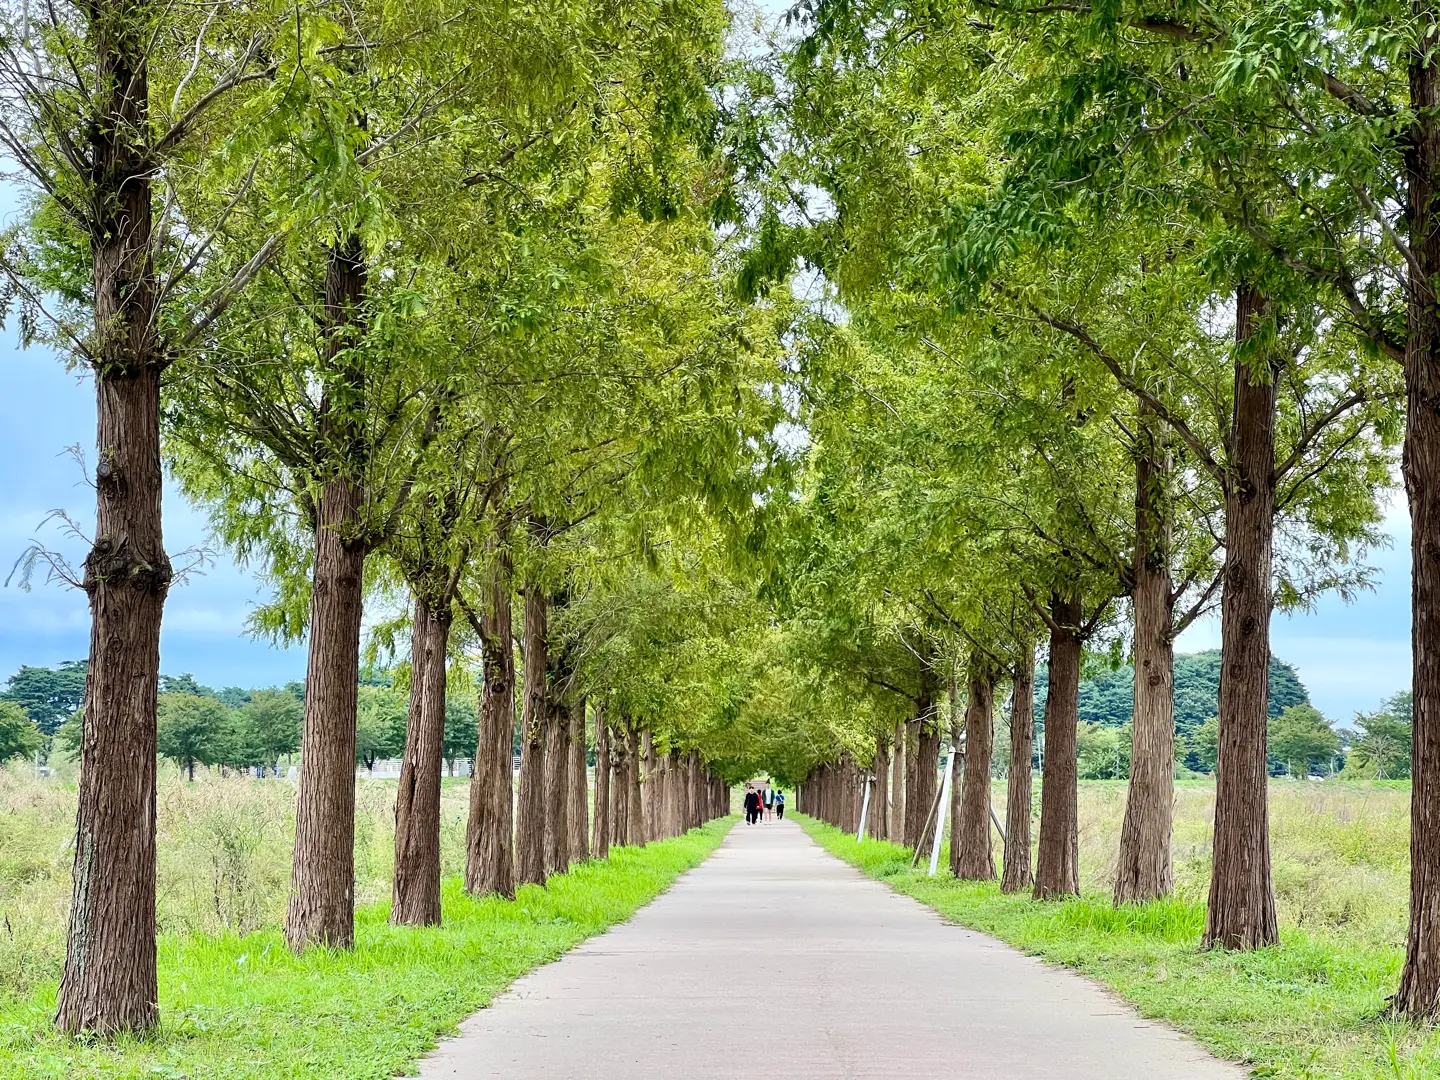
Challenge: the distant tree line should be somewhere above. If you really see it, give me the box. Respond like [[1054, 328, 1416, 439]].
[[0, 662, 483, 780], [1043, 688, 1413, 782], [1036, 650, 1311, 737]]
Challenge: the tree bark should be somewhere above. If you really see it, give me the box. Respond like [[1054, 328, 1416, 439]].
[[1035, 590, 1082, 899], [873, 736, 889, 841], [610, 721, 630, 847], [593, 707, 610, 860], [626, 726, 644, 845], [543, 660, 570, 878], [465, 556, 514, 898], [1394, 22, 1440, 1020], [904, 720, 920, 845], [687, 750, 701, 831], [568, 696, 589, 863], [890, 718, 906, 844], [953, 658, 997, 880], [641, 729, 658, 843], [284, 237, 368, 954], [1002, 647, 1035, 893], [910, 662, 940, 849], [1116, 402, 1177, 906], [515, 587, 548, 886], [391, 596, 450, 926], [1204, 284, 1280, 950], [56, 19, 170, 1024]]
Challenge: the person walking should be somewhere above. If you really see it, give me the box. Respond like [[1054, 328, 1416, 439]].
[[763, 787, 774, 821], [743, 788, 760, 825], [774, 791, 785, 819]]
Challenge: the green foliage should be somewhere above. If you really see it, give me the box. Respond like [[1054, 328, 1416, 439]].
[[231, 691, 303, 773], [1270, 705, 1341, 778], [1039, 650, 1312, 736], [0, 662, 85, 737], [1190, 717, 1220, 774], [356, 685, 407, 771], [1349, 694, 1413, 780], [156, 694, 233, 779], [0, 703, 42, 763], [444, 696, 479, 772], [1075, 721, 1131, 780]]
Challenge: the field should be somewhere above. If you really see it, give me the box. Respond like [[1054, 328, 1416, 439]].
[[0, 764, 731, 1078], [801, 778, 1432, 1080]]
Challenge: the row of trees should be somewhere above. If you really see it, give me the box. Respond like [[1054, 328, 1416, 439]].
[[0, 0, 785, 1035], [724, 0, 1440, 1024], [12, 0, 1440, 1040]]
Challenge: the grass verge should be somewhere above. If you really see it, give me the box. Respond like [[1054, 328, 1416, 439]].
[[0, 818, 733, 1079], [795, 814, 1440, 1080]]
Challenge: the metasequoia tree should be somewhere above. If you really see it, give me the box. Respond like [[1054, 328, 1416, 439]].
[[0, 0, 305, 1032]]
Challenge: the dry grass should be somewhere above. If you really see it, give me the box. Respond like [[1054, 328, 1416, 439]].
[[1060, 779, 1411, 947], [0, 763, 472, 1000]]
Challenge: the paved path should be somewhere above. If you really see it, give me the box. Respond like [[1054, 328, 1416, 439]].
[[418, 819, 1243, 1079]]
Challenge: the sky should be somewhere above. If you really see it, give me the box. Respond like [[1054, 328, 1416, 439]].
[[0, 332, 308, 692]]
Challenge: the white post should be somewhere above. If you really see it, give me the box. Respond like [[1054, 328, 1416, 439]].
[[856, 777, 872, 842], [928, 744, 957, 876]]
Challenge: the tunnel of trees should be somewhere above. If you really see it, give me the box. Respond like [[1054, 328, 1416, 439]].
[[2, 0, 1439, 1037]]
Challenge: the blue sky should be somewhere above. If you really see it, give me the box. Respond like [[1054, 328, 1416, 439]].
[[1, 332, 307, 692]]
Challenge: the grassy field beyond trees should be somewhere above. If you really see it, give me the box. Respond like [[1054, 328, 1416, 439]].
[[799, 780, 1429, 1079], [0, 767, 731, 1078]]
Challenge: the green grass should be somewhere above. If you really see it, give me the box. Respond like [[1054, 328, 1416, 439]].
[[0, 818, 733, 1079], [796, 813, 1440, 1080]]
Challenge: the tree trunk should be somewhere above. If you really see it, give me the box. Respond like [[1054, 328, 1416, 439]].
[[953, 658, 997, 880], [1394, 29, 1440, 1020], [610, 722, 630, 847], [641, 729, 657, 843], [515, 587, 548, 886], [1001, 646, 1036, 893], [391, 596, 450, 926], [687, 750, 701, 831], [1204, 284, 1280, 950], [53, 0, 172, 1036], [890, 718, 906, 844], [1035, 590, 1082, 899], [903, 720, 919, 845], [627, 727, 644, 844], [593, 708, 610, 860], [543, 668, 570, 878], [465, 556, 515, 898], [568, 696, 588, 863], [1116, 403, 1177, 906], [284, 237, 368, 954], [910, 662, 940, 849], [49, 0, 196, 1029], [873, 736, 889, 841]]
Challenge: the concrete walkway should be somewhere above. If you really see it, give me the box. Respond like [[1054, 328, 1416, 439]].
[[418, 818, 1243, 1079]]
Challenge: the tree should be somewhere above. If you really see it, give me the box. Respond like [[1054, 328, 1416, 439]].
[[1191, 717, 1221, 774], [0, 0, 299, 1032], [234, 691, 302, 775], [1350, 694, 1413, 779], [0, 701, 42, 762], [444, 697, 478, 777], [156, 694, 231, 780], [0, 661, 87, 735], [1077, 723, 1132, 781], [355, 686, 406, 772], [1269, 706, 1340, 778]]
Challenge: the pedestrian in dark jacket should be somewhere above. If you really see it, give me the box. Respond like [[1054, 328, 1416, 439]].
[[743, 789, 760, 825]]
